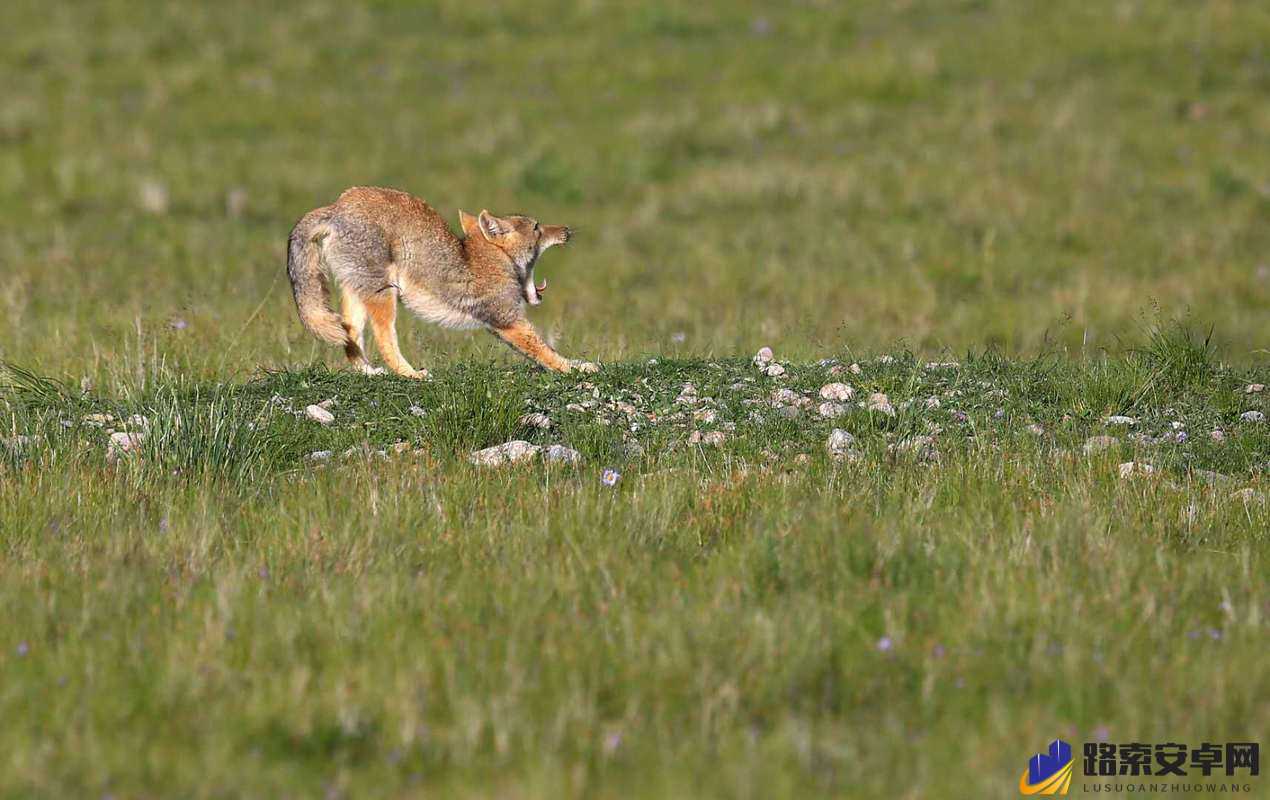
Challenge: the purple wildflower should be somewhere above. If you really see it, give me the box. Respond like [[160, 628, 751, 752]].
[[601, 468, 621, 487]]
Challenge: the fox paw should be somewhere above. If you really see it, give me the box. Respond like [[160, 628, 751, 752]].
[[359, 364, 387, 376], [571, 360, 600, 374]]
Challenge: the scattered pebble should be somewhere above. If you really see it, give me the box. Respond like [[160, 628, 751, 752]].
[[106, 431, 145, 463], [753, 347, 774, 366], [518, 412, 552, 429], [1027, 423, 1045, 436], [1239, 410, 1265, 423], [82, 413, 114, 427], [1118, 462, 1155, 479], [776, 405, 801, 420], [1105, 415, 1136, 426], [1083, 435, 1119, 455], [138, 179, 169, 214], [543, 444, 581, 464], [1210, 429, 1225, 443], [316, 398, 337, 410], [1245, 384, 1265, 394], [924, 396, 942, 410], [1229, 487, 1264, 504], [848, 363, 863, 375], [866, 393, 896, 417], [826, 365, 844, 376], [818, 402, 848, 418], [892, 435, 939, 463], [468, 440, 540, 467], [693, 409, 718, 424], [764, 363, 786, 377], [819, 383, 854, 401], [306, 450, 333, 462], [826, 429, 857, 459], [877, 355, 895, 365], [409, 405, 426, 417], [305, 405, 335, 425]]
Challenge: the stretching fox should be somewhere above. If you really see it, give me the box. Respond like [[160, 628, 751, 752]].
[[286, 186, 594, 375]]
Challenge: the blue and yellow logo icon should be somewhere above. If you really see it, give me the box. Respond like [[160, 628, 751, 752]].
[[1020, 739, 1073, 795]]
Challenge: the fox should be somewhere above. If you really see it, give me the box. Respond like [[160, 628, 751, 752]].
[[286, 186, 596, 376]]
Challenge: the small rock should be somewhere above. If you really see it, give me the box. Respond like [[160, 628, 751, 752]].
[[409, 405, 426, 417], [693, 409, 717, 424], [818, 402, 848, 418], [924, 361, 959, 370], [819, 383, 854, 401], [468, 440, 540, 467], [924, 396, 942, 410], [848, 363, 863, 375], [138, 179, 169, 214], [753, 347, 774, 366], [1210, 429, 1225, 442], [1229, 487, 1264, 504], [776, 405, 801, 420], [306, 450, 333, 462], [2, 434, 38, 451], [543, 444, 581, 464], [764, 363, 786, 378], [125, 414, 150, 431], [1245, 384, 1265, 394], [1083, 435, 1119, 455], [866, 393, 896, 417], [877, 355, 896, 365], [1192, 469, 1232, 487], [1118, 462, 1154, 478], [107, 431, 145, 463], [82, 413, 114, 427], [700, 431, 727, 446], [305, 405, 335, 425], [892, 435, 939, 462], [826, 429, 857, 458], [518, 412, 552, 429], [1105, 415, 1136, 426], [1239, 410, 1265, 423], [1027, 423, 1045, 436], [771, 388, 803, 407], [793, 453, 811, 465], [316, 398, 337, 410], [826, 365, 844, 376]]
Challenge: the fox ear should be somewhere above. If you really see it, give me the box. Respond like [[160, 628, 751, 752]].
[[458, 209, 481, 239], [478, 209, 511, 241]]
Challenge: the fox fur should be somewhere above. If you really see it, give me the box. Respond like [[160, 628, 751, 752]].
[[286, 186, 591, 376]]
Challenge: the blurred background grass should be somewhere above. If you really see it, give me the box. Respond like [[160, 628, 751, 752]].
[[2, 0, 1267, 386]]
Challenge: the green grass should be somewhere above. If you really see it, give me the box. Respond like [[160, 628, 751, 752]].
[[1, 0, 1268, 797]]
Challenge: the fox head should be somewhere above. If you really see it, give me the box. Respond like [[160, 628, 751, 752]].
[[459, 209, 571, 306]]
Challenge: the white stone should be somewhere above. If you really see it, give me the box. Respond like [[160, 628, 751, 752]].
[[753, 347, 774, 366], [764, 363, 786, 377], [1239, 410, 1265, 423], [1245, 384, 1265, 394], [107, 431, 145, 463], [409, 405, 426, 417], [518, 412, 552, 429], [543, 444, 581, 464], [1083, 435, 1119, 455], [826, 429, 857, 459], [1105, 415, 1136, 426], [468, 440, 541, 466], [818, 402, 848, 418], [866, 393, 896, 417], [1118, 462, 1155, 478], [924, 396, 942, 410], [848, 363, 863, 375], [819, 383, 854, 401], [305, 405, 335, 424], [306, 450, 333, 462]]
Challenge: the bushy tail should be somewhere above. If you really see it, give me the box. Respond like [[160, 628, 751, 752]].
[[286, 213, 346, 344]]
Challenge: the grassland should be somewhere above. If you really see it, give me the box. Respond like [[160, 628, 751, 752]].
[[1, 0, 1268, 798]]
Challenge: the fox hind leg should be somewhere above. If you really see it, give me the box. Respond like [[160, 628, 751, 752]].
[[340, 290, 383, 375], [365, 289, 428, 379]]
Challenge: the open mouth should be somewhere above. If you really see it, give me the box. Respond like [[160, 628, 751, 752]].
[[524, 277, 547, 305]]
